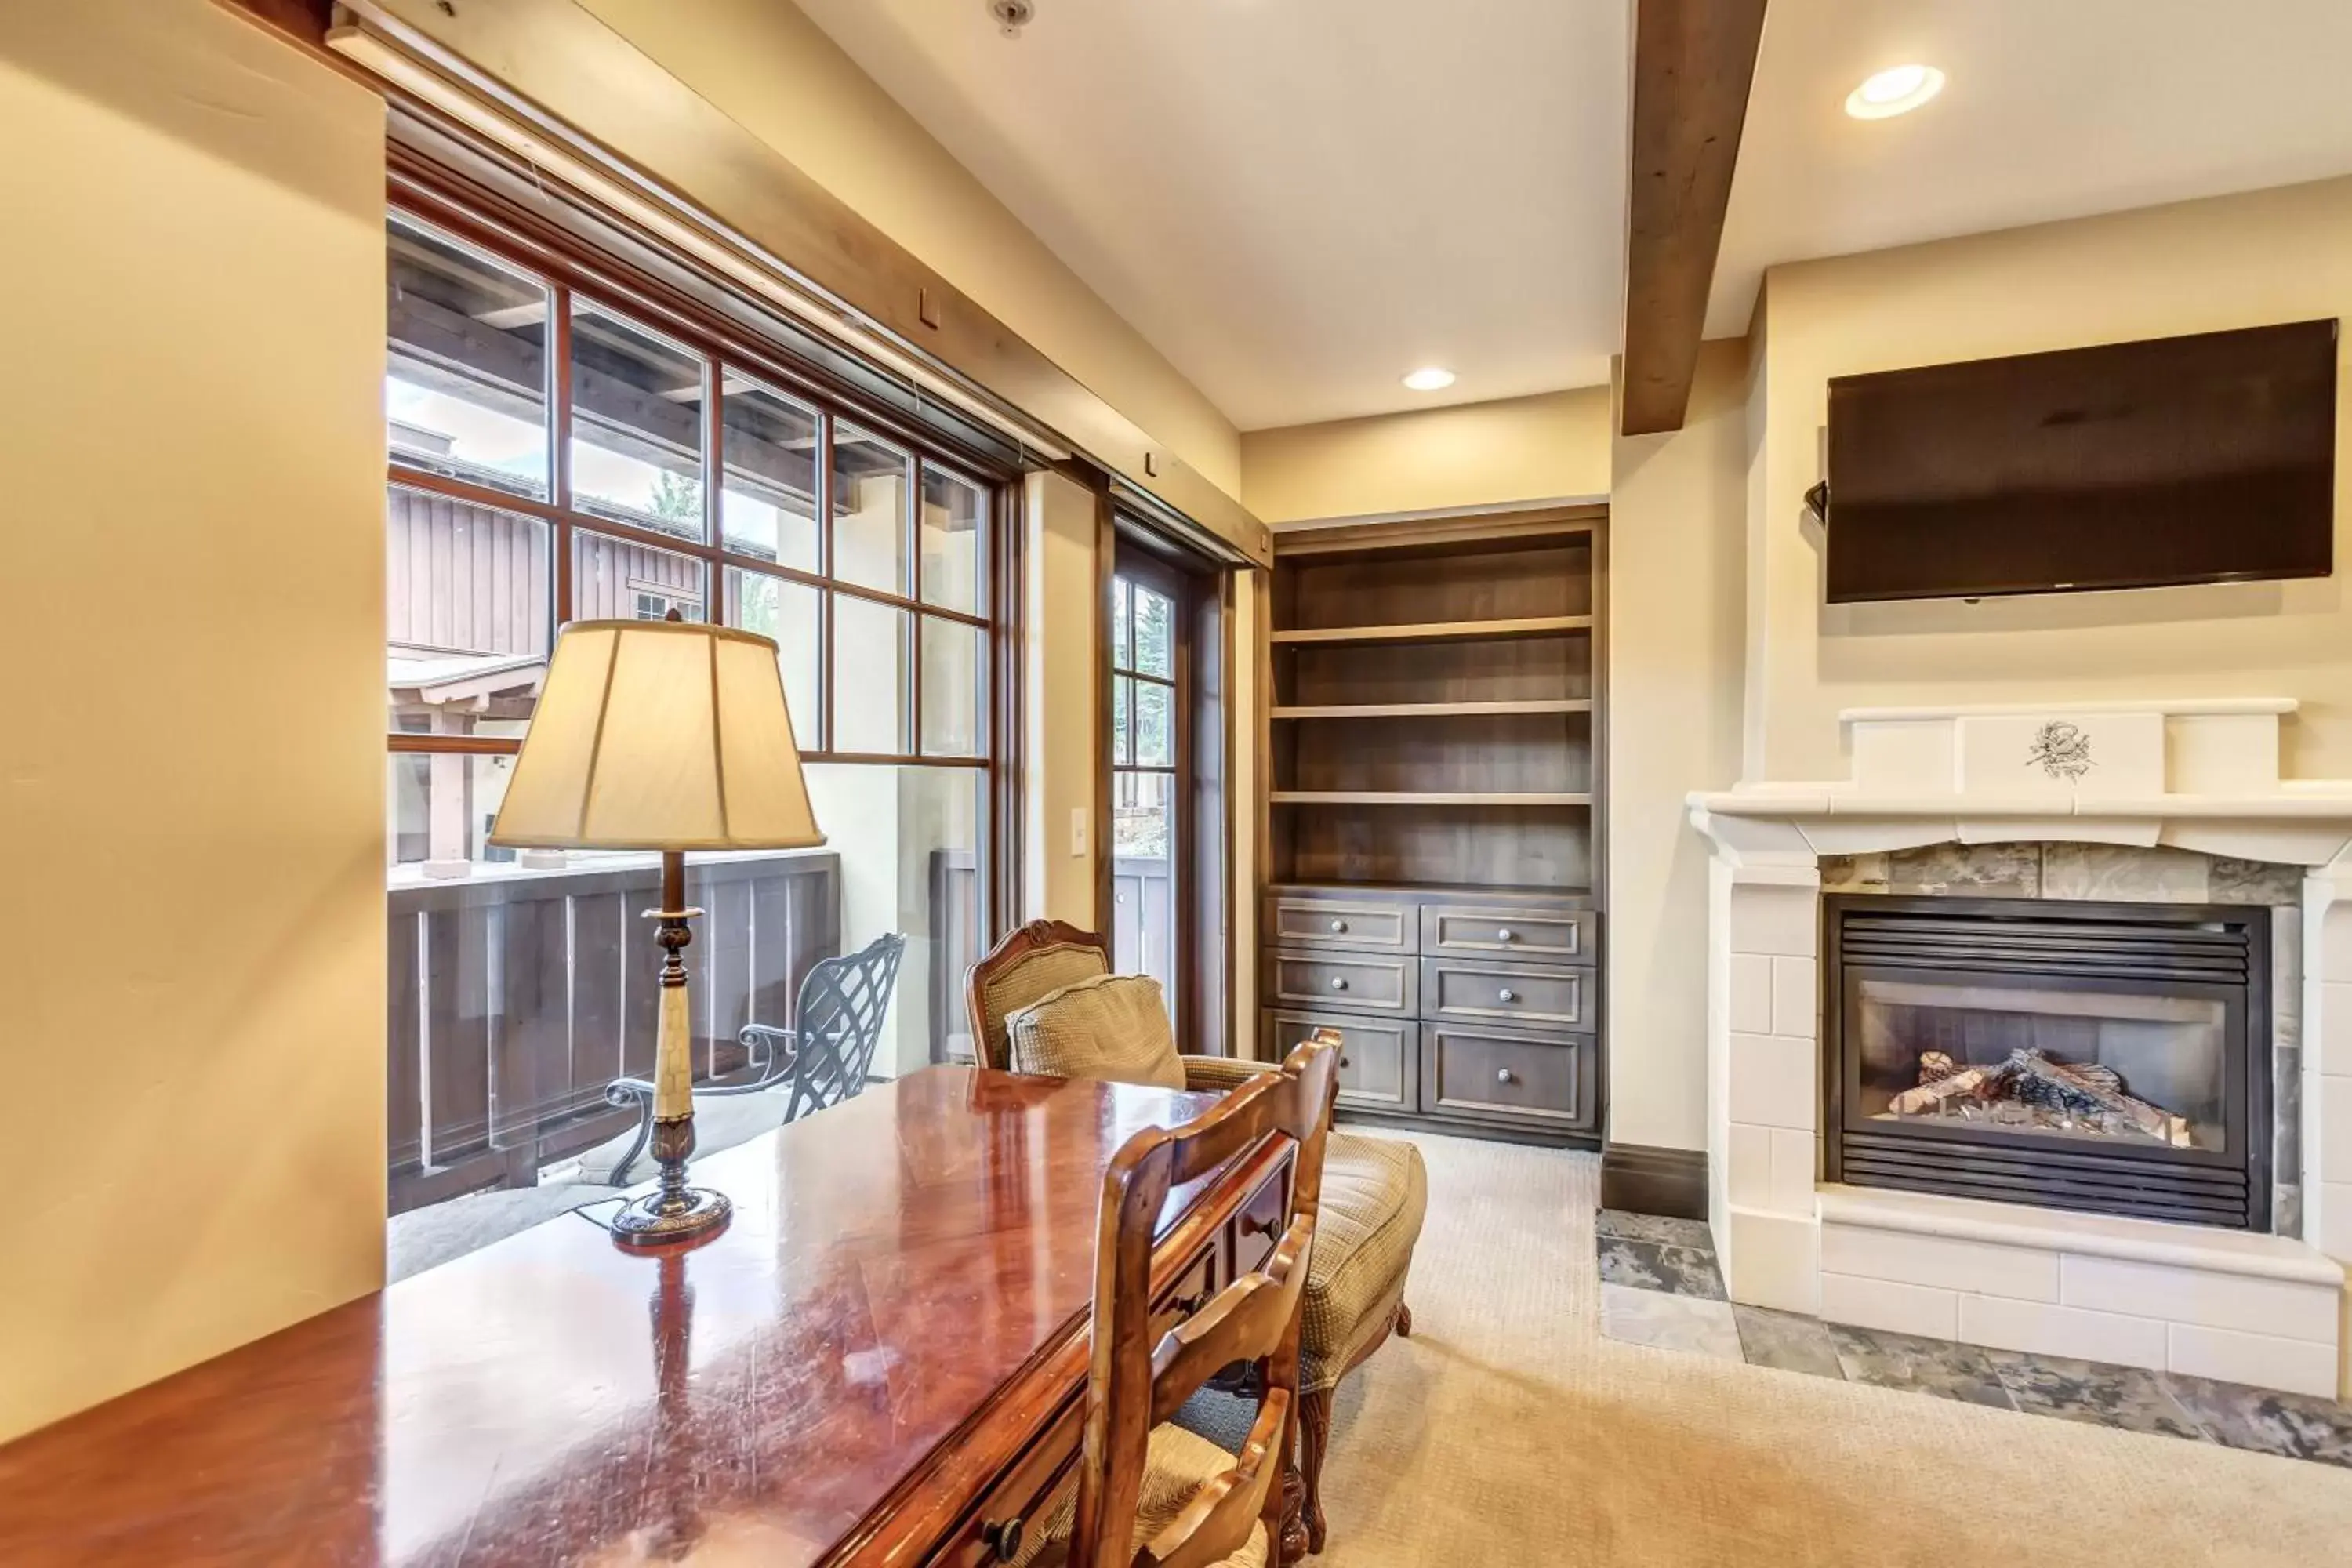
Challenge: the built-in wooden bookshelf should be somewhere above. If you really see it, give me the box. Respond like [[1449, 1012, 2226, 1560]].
[[1260, 508, 1605, 1145]]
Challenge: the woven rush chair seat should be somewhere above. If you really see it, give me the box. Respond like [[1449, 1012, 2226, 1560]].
[[1013, 1425, 1272, 1568]]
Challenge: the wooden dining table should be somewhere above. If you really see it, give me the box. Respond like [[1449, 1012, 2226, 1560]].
[[0, 1067, 1296, 1566]]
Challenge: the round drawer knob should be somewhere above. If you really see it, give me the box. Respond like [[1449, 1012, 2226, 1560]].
[[1498, 988, 1517, 1004], [1497, 927, 1515, 943], [1496, 1069, 1516, 1085], [1330, 918, 1349, 933], [1339, 1054, 1352, 1068], [982, 1515, 1025, 1562], [1330, 977, 1349, 991]]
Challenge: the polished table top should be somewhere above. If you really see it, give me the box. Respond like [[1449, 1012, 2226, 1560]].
[[0, 1069, 1247, 1566]]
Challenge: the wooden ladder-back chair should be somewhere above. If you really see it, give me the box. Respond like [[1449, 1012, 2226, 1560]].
[[1064, 1040, 1338, 1568], [970, 920, 1425, 1559]]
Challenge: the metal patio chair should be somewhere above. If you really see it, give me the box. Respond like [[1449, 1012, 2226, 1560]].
[[602, 931, 906, 1184]]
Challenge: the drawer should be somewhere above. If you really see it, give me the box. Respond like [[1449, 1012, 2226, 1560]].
[[1421, 957, 1589, 1029], [939, 1388, 1086, 1567], [1264, 1010, 1417, 1113], [1268, 893, 1416, 953], [1423, 904, 1595, 964], [1420, 1025, 1594, 1129], [1229, 1163, 1291, 1279], [1263, 949, 1416, 1016], [1150, 1243, 1221, 1344]]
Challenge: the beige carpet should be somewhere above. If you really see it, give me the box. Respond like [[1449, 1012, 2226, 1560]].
[[1304, 1131, 2352, 1566]]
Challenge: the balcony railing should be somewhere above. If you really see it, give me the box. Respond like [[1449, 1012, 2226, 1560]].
[[387, 850, 840, 1213]]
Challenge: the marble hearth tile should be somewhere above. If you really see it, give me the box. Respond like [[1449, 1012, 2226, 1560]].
[[2276, 1184, 2303, 1242], [1599, 1236, 1727, 1300], [2274, 907, 2303, 1054], [1733, 1305, 1846, 1378], [1886, 841, 2041, 898], [2210, 857, 2307, 906], [2162, 1374, 2352, 1467], [2276, 1044, 2303, 1203], [1987, 1350, 2206, 1439], [1595, 1209, 1713, 1250], [2039, 843, 2209, 902], [1818, 853, 1891, 894], [1599, 1284, 1745, 1361], [1828, 1324, 2016, 1410]]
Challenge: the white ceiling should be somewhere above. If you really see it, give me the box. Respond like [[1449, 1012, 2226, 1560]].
[[791, 0, 2352, 434], [1710, 0, 2352, 336], [790, 0, 1628, 432]]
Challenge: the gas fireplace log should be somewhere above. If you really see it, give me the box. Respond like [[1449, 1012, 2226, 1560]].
[[1889, 1068, 1994, 1116], [1918, 1051, 1961, 1084], [2002, 1049, 2191, 1148]]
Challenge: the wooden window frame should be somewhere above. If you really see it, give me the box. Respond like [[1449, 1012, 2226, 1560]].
[[383, 155, 1027, 941]]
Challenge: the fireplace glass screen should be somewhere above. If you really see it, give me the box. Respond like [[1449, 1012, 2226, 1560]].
[[1853, 978, 2227, 1154], [1827, 895, 2267, 1230]]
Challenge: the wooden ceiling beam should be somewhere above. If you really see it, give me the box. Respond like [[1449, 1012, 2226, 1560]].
[[1619, 0, 1768, 437]]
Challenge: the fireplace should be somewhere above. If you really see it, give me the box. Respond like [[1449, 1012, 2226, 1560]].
[[1824, 895, 2271, 1230]]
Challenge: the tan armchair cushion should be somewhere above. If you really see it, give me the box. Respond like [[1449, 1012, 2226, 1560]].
[[1299, 1131, 1428, 1392], [1006, 973, 1189, 1091], [976, 942, 1108, 1069]]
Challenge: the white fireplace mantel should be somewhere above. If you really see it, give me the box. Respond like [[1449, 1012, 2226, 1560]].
[[1682, 698, 2352, 1399], [1690, 697, 2352, 869]]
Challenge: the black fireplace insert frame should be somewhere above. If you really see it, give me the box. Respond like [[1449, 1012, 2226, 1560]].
[[1821, 894, 2271, 1231]]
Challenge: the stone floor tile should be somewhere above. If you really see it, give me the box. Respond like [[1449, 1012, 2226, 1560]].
[[1599, 1236, 1726, 1300], [1828, 1323, 2015, 1410], [1599, 1283, 1744, 1361], [1595, 1208, 1714, 1250], [2163, 1374, 2352, 1468], [1987, 1351, 2205, 1441], [1733, 1305, 1847, 1379]]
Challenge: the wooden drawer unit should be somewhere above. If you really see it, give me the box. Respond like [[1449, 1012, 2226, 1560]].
[[1263, 948, 1416, 1016], [1263, 1010, 1417, 1112], [1422, 903, 1595, 964], [1421, 956, 1588, 1029], [1266, 891, 1417, 953], [1421, 1025, 1595, 1130]]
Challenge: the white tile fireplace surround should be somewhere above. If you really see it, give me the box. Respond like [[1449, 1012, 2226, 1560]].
[[1688, 699, 2352, 1399]]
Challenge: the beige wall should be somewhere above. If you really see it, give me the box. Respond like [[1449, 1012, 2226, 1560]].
[[1751, 176, 2352, 783], [580, 0, 1242, 502], [1605, 343, 1751, 1151], [1025, 470, 1102, 925], [0, 0, 388, 1440], [1240, 384, 1612, 525]]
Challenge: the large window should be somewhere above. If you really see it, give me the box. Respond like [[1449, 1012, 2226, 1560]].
[[384, 201, 1004, 1221]]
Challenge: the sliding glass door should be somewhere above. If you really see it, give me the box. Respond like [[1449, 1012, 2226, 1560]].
[[1109, 559, 1185, 1027]]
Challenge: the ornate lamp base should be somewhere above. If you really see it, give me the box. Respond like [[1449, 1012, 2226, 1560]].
[[610, 1109, 732, 1249], [610, 1183, 733, 1248]]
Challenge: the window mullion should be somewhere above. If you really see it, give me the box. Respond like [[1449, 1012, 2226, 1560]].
[[551, 283, 575, 625], [705, 356, 724, 620]]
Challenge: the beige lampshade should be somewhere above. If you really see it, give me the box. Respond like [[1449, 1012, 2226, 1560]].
[[488, 619, 825, 851]]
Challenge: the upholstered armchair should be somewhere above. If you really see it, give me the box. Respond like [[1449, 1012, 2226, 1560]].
[[966, 920, 1428, 1558]]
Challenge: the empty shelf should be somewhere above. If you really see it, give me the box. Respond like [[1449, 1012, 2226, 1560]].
[[1270, 615, 1592, 647]]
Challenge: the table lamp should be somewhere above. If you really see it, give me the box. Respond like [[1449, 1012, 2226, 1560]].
[[490, 613, 824, 1247]]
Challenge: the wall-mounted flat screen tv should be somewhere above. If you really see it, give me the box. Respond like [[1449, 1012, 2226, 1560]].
[[1823, 321, 2338, 603]]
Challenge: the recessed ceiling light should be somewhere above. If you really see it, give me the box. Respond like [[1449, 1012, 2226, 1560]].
[[1845, 64, 1944, 120], [1403, 367, 1456, 392]]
